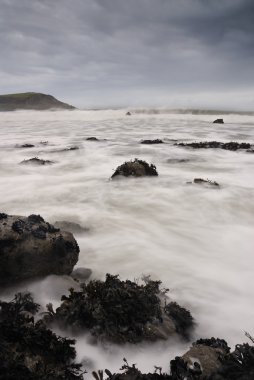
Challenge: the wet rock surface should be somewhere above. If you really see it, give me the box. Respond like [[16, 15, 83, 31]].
[[0, 293, 83, 380], [111, 159, 158, 178], [20, 157, 55, 165], [86, 137, 99, 141], [141, 139, 164, 144], [175, 141, 251, 151], [44, 274, 194, 344], [0, 213, 79, 285], [213, 119, 224, 124]]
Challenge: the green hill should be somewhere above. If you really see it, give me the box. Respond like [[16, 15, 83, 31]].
[[0, 92, 75, 111]]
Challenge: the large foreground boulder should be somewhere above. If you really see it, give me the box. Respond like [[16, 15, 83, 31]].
[[0, 213, 79, 285], [111, 159, 158, 178]]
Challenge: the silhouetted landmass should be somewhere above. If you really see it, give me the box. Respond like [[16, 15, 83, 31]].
[[0, 92, 75, 111]]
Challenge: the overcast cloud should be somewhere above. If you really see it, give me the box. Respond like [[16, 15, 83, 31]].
[[0, 0, 253, 109]]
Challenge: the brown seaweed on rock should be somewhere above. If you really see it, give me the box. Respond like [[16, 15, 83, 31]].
[[0, 293, 84, 380], [44, 274, 194, 344]]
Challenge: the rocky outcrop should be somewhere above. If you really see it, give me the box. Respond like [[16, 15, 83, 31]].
[[141, 139, 164, 144], [213, 119, 224, 124], [20, 157, 55, 165], [0, 213, 79, 285], [111, 159, 158, 178], [0, 92, 75, 111], [175, 141, 251, 151], [44, 274, 194, 344]]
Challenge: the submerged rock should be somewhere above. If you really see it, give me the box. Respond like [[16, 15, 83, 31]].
[[188, 178, 220, 187], [166, 158, 190, 164], [111, 159, 158, 178], [20, 157, 54, 165], [45, 274, 194, 344], [71, 267, 92, 281], [175, 141, 251, 151], [141, 139, 164, 144], [0, 293, 83, 379], [16, 143, 35, 148], [86, 137, 99, 141], [213, 119, 224, 124], [54, 220, 89, 234], [126, 111, 131, 116], [0, 213, 79, 285]]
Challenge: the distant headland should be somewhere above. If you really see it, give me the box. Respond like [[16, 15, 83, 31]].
[[0, 92, 75, 111]]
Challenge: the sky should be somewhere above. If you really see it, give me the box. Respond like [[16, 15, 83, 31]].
[[0, 0, 254, 110]]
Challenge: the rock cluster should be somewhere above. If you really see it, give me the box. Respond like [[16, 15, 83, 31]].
[[175, 141, 251, 151], [0, 213, 79, 285]]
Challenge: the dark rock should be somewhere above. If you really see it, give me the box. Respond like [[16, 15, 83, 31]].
[[54, 220, 89, 234], [18, 143, 35, 148], [86, 137, 99, 141], [126, 111, 131, 116], [45, 274, 194, 344], [246, 149, 254, 153], [175, 141, 251, 151], [111, 159, 158, 178], [20, 157, 54, 165], [141, 139, 164, 144], [166, 158, 190, 164], [0, 214, 79, 285], [192, 178, 220, 187], [71, 267, 92, 281], [0, 213, 8, 220], [213, 119, 224, 124], [0, 292, 83, 379]]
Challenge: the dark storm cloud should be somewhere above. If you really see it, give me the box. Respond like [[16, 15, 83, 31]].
[[0, 0, 253, 109]]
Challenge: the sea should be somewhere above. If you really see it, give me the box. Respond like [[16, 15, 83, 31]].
[[0, 108, 253, 372]]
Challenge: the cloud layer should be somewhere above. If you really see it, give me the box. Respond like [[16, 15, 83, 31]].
[[1, 0, 253, 109]]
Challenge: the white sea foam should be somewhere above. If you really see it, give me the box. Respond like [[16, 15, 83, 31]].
[[0, 109, 254, 372]]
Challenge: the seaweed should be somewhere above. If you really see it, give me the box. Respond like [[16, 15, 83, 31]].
[[46, 274, 163, 343], [0, 293, 84, 380], [164, 302, 194, 339]]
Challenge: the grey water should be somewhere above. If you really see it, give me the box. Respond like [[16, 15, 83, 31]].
[[0, 109, 254, 372]]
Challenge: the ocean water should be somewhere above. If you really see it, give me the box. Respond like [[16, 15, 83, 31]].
[[0, 109, 254, 372]]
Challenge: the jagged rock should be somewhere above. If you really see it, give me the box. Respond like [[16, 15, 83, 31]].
[[20, 157, 54, 165], [111, 159, 158, 178], [71, 267, 92, 281], [0, 213, 79, 285], [175, 141, 251, 151], [0, 293, 83, 380], [141, 139, 164, 144], [54, 221, 89, 234], [45, 274, 194, 344], [213, 119, 224, 124]]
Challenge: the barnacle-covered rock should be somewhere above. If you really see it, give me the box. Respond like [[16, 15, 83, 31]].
[[111, 159, 158, 179], [0, 213, 79, 285]]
